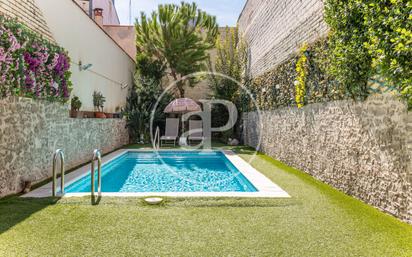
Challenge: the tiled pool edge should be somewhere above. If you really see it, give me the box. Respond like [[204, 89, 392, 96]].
[[22, 149, 290, 198]]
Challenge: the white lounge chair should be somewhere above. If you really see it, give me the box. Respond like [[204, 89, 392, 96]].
[[188, 120, 204, 145], [161, 118, 179, 147]]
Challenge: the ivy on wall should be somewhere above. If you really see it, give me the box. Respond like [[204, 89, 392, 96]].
[[246, 1, 411, 111], [0, 15, 72, 103], [247, 57, 297, 111], [247, 39, 347, 111], [325, 0, 412, 107]]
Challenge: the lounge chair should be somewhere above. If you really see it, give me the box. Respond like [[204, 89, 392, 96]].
[[161, 118, 179, 147], [188, 120, 204, 145]]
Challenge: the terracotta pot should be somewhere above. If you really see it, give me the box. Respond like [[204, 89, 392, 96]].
[[70, 110, 83, 118], [105, 113, 114, 118], [95, 112, 106, 118], [82, 111, 95, 118]]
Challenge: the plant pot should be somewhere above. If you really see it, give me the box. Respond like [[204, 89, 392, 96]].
[[105, 113, 114, 118], [70, 110, 83, 118], [76, 111, 83, 118], [95, 112, 106, 118], [82, 111, 95, 118], [70, 110, 77, 118], [113, 113, 123, 119]]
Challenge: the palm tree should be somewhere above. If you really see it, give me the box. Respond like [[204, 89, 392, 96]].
[[135, 2, 218, 97]]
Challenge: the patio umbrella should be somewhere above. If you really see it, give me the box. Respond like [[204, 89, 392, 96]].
[[164, 98, 201, 145], [164, 98, 201, 114]]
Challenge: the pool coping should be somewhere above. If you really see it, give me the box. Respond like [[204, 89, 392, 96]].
[[22, 149, 290, 198]]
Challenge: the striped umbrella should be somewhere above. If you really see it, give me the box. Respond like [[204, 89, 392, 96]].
[[164, 98, 201, 114]]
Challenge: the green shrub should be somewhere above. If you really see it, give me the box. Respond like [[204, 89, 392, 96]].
[[124, 53, 172, 142], [207, 26, 248, 139], [70, 95, 82, 111]]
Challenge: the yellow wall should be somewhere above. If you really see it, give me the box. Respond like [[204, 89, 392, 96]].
[[35, 0, 135, 112]]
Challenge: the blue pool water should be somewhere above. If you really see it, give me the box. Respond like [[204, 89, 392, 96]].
[[65, 151, 257, 193]]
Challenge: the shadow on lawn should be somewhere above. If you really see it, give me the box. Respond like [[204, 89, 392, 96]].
[[0, 197, 59, 235]]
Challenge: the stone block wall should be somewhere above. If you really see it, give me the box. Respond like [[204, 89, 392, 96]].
[[0, 0, 54, 42], [238, 0, 328, 77], [243, 95, 412, 223], [0, 97, 129, 196]]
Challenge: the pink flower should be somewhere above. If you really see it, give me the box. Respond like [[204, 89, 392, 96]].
[[8, 32, 21, 52], [47, 53, 59, 70], [0, 47, 6, 62]]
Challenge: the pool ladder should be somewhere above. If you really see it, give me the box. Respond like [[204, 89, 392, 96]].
[[52, 149, 102, 201], [52, 149, 65, 197], [91, 149, 102, 200], [154, 126, 160, 149]]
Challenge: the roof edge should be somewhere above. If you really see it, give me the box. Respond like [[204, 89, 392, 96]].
[[71, 0, 136, 63]]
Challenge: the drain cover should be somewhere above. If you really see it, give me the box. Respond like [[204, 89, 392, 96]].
[[144, 197, 163, 205]]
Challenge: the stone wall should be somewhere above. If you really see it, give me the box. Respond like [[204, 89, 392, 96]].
[[0, 0, 54, 42], [243, 95, 412, 223], [0, 97, 129, 196], [238, 0, 328, 77]]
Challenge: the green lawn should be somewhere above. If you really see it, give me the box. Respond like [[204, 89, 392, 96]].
[[0, 147, 411, 256]]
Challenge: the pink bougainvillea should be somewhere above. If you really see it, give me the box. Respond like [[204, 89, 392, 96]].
[[0, 15, 72, 102]]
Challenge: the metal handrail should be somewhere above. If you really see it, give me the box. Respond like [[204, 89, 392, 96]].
[[154, 126, 160, 149], [52, 149, 65, 197], [91, 149, 102, 199]]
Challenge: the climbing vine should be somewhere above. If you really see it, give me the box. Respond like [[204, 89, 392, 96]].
[[246, 38, 346, 111], [325, 0, 412, 107], [295, 43, 309, 108], [246, 1, 411, 111]]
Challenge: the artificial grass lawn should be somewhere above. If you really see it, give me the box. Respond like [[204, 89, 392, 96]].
[[0, 147, 411, 256]]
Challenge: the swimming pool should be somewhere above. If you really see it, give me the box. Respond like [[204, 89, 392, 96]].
[[65, 151, 257, 193], [23, 149, 289, 198]]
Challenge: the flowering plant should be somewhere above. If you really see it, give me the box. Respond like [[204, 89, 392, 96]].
[[0, 15, 72, 102]]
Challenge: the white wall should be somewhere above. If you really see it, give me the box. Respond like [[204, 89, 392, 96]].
[[35, 0, 135, 112]]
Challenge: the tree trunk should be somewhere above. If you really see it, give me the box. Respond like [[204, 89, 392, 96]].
[[171, 70, 185, 98], [177, 84, 185, 98]]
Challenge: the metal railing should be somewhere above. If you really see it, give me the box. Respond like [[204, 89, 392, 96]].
[[91, 149, 102, 200], [52, 149, 65, 197], [154, 126, 160, 149]]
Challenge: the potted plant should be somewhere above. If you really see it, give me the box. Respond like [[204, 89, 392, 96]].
[[113, 106, 122, 119], [93, 91, 106, 118], [70, 95, 82, 118]]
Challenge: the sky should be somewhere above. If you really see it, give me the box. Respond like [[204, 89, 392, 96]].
[[115, 0, 247, 27]]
